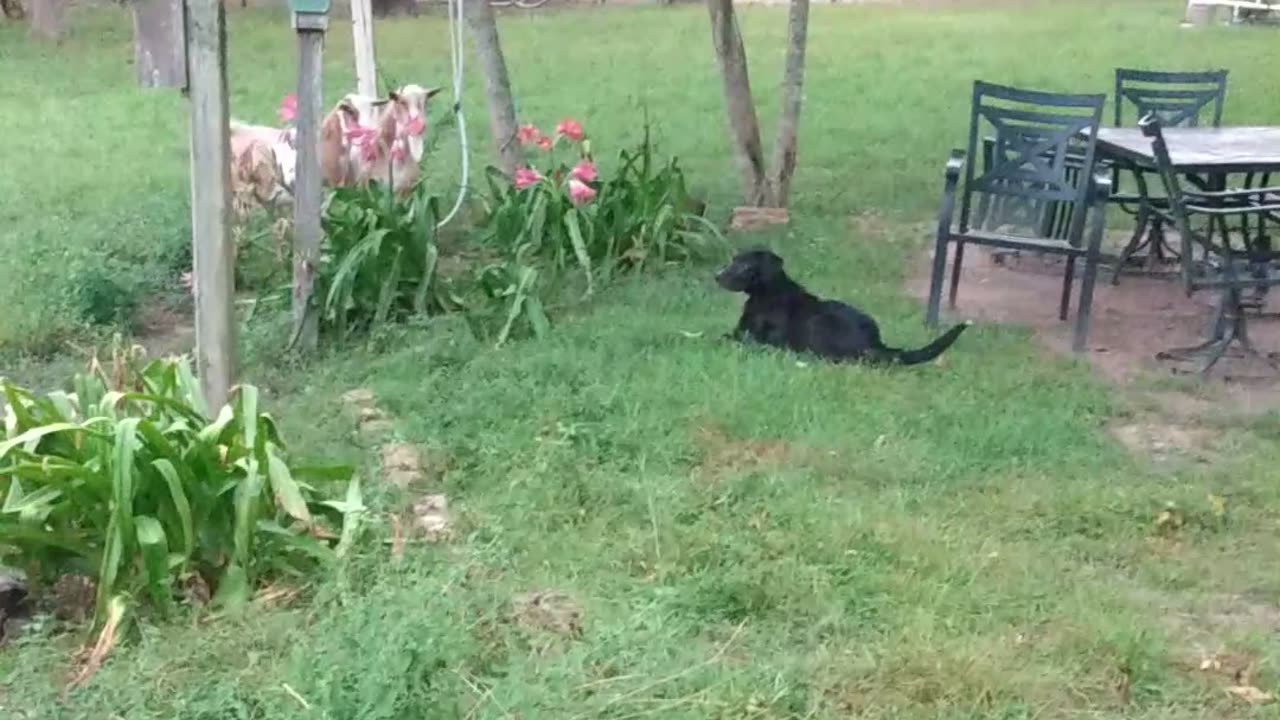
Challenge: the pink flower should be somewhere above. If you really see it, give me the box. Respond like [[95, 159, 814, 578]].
[[568, 178, 596, 205], [345, 124, 380, 163], [516, 124, 543, 146], [570, 159, 597, 183], [401, 114, 425, 137], [390, 141, 408, 162], [536, 136, 553, 151], [277, 93, 297, 123], [555, 119, 584, 142], [513, 166, 542, 189]]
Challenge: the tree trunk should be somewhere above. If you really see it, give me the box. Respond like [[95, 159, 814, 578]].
[[370, 0, 416, 19], [132, 0, 187, 89], [706, 0, 767, 206], [466, 0, 521, 176], [766, 0, 809, 207], [1, 0, 25, 21], [28, 0, 66, 41]]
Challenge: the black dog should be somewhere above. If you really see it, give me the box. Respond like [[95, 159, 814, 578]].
[[715, 248, 970, 365]]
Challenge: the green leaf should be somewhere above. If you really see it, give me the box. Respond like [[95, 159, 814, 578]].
[[373, 246, 403, 329], [211, 562, 250, 612], [152, 459, 195, 560], [563, 210, 595, 296], [0, 422, 86, 460], [238, 386, 260, 455], [96, 512, 125, 622], [2, 485, 62, 523], [112, 418, 140, 558], [257, 519, 334, 564], [135, 515, 173, 617], [266, 446, 313, 526], [524, 295, 551, 339], [334, 474, 364, 559]]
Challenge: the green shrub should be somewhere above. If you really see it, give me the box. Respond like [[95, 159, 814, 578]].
[[71, 260, 142, 328], [0, 355, 363, 625], [319, 182, 460, 342], [477, 119, 724, 295]]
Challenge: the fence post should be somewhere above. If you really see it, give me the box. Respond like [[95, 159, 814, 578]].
[[185, 0, 237, 413], [289, 0, 330, 352]]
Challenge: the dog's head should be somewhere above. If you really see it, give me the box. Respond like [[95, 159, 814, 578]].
[[715, 248, 784, 293]]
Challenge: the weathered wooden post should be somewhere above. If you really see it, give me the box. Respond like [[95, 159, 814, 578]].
[[289, 0, 328, 352], [351, 0, 378, 97], [185, 0, 237, 412], [132, 0, 187, 88]]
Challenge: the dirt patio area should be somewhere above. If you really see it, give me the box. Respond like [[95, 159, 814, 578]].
[[903, 243, 1280, 417]]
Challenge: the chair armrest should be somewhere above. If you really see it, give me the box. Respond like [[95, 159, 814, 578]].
[[936, 149, 966, 239], [1084, 169, 1112, 252], [1184, 186, 1280, 201]]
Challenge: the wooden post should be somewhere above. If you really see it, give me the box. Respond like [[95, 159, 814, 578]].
[[291, 8, 327, 352], [350, 0, 377, 97], [132, 0, 187, 89], [185, 0, 237, 413]]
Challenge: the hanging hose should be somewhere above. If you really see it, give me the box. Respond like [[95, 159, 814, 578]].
[[437, 0, 469, 229]]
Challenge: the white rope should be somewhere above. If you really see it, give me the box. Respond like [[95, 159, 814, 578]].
[[437, 0, 469, 229]]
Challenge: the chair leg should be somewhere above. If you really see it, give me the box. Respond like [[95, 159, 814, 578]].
[[1059, 256, 1076, 322], [1111, 205, 1151, 285], [947, 241, 966, 309], [1071, 252, 1099, 353], [925, 234, 949, 328]]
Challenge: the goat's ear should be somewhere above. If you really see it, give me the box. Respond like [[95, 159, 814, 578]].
[[424, 86, 444, 101], [235, 146, 255, 176], [388, 90, 403, 103]]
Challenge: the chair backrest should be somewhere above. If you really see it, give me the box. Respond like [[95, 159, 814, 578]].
[[960, 81, 1105, 243], [1140, 113, 1227, 292], [1115, 68, 1228, 129]]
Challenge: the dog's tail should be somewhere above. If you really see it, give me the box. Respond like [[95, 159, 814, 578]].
[[882, 321, 972, 366]]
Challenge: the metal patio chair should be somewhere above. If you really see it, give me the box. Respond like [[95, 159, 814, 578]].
[[927, 81, 1111, 352], [1140, 113, 1280, 377], [1109, 68, 1230, 282]]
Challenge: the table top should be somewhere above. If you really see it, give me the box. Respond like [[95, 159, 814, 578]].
[[1093, 126, 1280, 173]]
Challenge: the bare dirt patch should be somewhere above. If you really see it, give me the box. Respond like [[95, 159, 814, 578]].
[[1107, 419, 1220, 465], [903, 245, 1280, 417], [133, 299, 194, 358], [694, 423, 793, 479]]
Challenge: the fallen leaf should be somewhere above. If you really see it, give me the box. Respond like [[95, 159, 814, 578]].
[[1208, 493, 1226, 519], [1226, 686, 1273, 705]]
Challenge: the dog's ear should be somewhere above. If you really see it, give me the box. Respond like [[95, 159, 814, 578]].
[[756, 250, 784, 282]]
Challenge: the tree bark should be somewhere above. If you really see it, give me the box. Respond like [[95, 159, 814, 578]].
[[28, 0, 66, 41], [132, 0, 187, 89], [706, 0, 767, 206], [766, 0, 809, 207], [1, 0, 25, 21], [466, 0, 521, 176]]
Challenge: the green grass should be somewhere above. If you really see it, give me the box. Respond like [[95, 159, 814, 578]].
[[5, 1, 1280, 717]]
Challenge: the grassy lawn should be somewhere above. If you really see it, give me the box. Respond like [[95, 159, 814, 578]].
[[4, 1, 1280, 717]]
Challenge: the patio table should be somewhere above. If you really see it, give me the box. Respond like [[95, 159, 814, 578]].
[[1093, 126, 1280, 267]]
